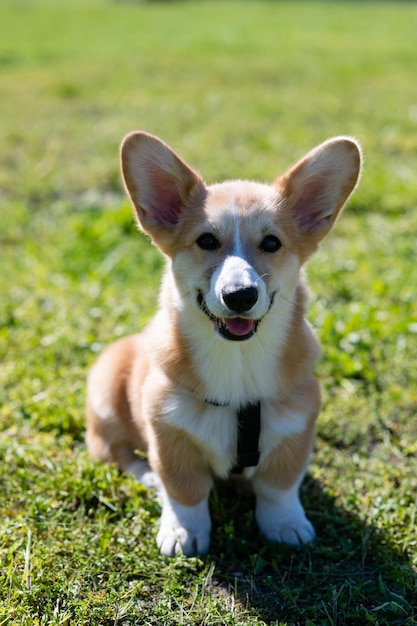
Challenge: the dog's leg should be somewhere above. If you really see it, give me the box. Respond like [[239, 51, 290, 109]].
[[86, 335, 161, 488], [148, 423, 213, 556], [86, 412, 160, 489], [253, 478, 315, 546], [157, 490, 211, 557], [252, 382, 318, 546]]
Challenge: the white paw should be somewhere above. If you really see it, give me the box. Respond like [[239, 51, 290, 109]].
[[157, 493, 211, 557], [126, 459, 161, 490], [260, 516, 315, 546], [254, 481, 315, 547], [157, 525, 210, 557]]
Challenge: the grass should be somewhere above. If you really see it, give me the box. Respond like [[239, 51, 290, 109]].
[[1, 0, 417, 624]]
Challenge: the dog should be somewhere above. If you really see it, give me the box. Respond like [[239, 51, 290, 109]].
[[86, 131, 362, 556]]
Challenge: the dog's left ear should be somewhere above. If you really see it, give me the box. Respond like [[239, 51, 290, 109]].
[[120, 131, 205, 247], [276, 137, 362, 245]]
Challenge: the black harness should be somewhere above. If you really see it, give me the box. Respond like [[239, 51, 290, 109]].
[[230, 402, 261, 474], [205, 397, 261, 475]]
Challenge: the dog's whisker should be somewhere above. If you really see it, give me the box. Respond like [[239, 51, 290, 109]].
[[277, 292, 306, 313], [255, 273, 269, 283]]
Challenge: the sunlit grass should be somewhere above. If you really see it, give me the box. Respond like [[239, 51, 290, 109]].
[[1, 1, 416, 624]]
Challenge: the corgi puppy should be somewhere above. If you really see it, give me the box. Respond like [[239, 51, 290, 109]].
[[86, 132, 362, 556]]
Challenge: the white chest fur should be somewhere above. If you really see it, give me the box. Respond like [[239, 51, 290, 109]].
[[179, 291, 296, 407], [160, 391, 308, 479]]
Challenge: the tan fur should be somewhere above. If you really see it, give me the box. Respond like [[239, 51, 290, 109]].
[[259, 376, 320, 491], [86, 335, 149, 470], [86, 132, 362, 555], [150, 422, 214, 506]]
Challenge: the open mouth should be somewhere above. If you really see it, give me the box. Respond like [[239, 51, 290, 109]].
[[197, 292, 259, 342]]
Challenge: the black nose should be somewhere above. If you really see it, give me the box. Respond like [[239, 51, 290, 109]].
[[222, 286, 258, 314]]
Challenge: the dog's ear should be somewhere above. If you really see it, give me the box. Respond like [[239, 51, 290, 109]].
[[120, 131, 205, 240], [276, 137, 362, 246]]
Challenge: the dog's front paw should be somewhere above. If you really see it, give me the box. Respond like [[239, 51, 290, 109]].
[[157, 525, 210, 557], [255, 484, 315, 547], [260, 517, 315, 547], [158, 492, 211, 557]]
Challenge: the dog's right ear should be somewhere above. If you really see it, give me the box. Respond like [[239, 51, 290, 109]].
[[276, 137, 362, 258], [121, 132, 205, 243]]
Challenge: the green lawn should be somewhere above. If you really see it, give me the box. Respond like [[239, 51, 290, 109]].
[[1, 1, 417, 624]]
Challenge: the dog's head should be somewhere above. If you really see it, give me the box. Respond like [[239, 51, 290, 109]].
[[121, 132, 362, 342]]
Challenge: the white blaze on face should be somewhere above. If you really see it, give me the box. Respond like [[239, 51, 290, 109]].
[[204, 200, 271, 324]]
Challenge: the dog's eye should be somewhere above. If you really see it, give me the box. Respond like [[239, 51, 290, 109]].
[[196, 233, 221, 251], [260, 235, 281, 253]]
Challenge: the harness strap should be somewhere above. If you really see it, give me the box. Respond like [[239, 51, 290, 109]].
[[202, 394, 262, 474], [231, 402, 261, 474]]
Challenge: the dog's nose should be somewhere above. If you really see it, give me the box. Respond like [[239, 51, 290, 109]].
[[222, 286, 258, 314]]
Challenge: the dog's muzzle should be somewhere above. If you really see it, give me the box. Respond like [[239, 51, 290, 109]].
[[197, 290, 261, 342]]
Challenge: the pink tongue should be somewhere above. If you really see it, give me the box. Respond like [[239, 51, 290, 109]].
[[224, 318, 254, 336]]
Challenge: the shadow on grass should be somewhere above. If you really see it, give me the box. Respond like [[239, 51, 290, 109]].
[[207, 477, 415, 625]]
